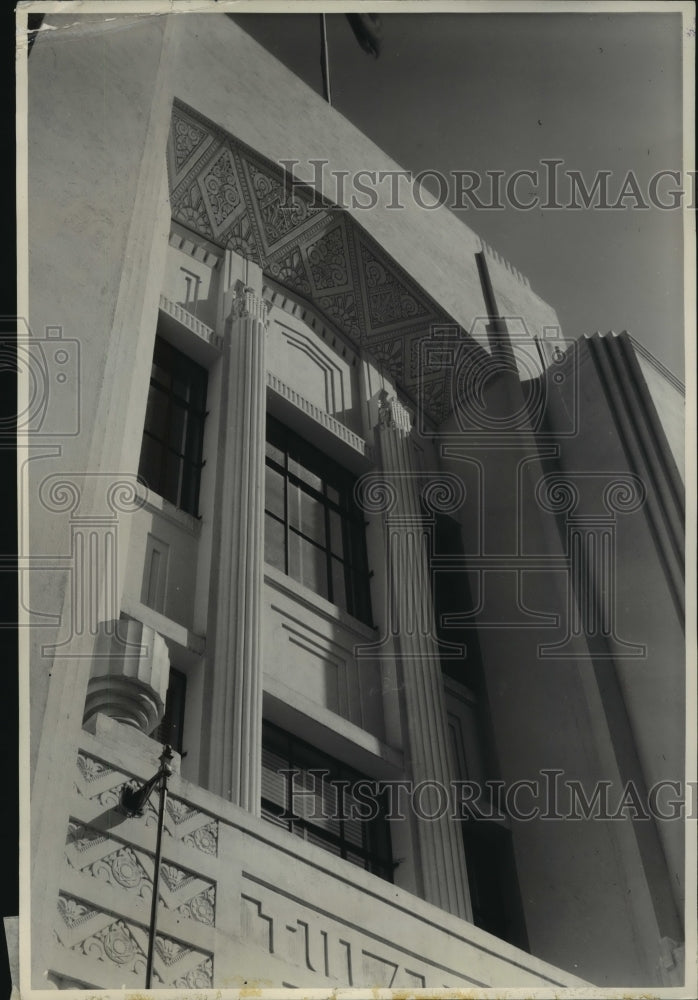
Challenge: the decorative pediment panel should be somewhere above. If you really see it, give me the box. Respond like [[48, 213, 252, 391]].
[[167, 100, 465, 424]]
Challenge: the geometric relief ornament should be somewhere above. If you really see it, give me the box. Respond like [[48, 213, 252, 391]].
[[245, 158, 320, 252], [168, 98, 460, 424], [240, 890, 453, 988], [359, 240, 431, 332], [55, 894, 214, 988], [266, 245, 311, 297], [198, 145, 243, 237], [420, 375, 450, 424], [65, 820, 217, 927], [171, 177, 215, 240], [166, 795, 219, 857], [304, 222, 351, 295], [80, 845, 152, 899], [317, 291, 362, 341], [73, 919, 147, 978], [169, 110, 213, 180], [74, 750, 219, 856], [368, 337, 403, 383]]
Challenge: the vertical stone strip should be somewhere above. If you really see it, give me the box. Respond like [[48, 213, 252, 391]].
[[371, 393, 472, 921], [206, 260, 269, 813]]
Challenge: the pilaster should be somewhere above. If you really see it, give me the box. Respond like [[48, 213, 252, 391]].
[[362, 390, 472, 921], [204, 253, 270, 812]]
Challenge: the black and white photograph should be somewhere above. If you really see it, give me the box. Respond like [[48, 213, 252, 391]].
[[14, 1, 695, 996]]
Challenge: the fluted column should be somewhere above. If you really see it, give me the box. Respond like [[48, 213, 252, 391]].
[[357, 391, 472, 920], [205, 259, 269, 812]]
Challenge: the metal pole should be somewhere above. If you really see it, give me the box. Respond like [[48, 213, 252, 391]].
[[320, 13, 332, 106], [145, 746, 173, 989]]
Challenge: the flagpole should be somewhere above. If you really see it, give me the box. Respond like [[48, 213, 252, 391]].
[[120, 744, 174, 989], [320, 13, 332, 105]]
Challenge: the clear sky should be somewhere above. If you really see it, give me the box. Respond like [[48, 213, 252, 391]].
[[231, 9, 687, 380]]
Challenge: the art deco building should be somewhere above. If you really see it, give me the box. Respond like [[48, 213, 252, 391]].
[[23, 11, 687, 993]]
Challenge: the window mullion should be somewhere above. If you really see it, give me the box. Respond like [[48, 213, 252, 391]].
[[324, 491, 333, 604], [283, 446, 289, 576]]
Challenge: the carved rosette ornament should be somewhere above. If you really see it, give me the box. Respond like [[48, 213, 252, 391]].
[[83, 614, 170, 733]]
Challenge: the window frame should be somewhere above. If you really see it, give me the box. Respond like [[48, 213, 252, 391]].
[[138, 334, 208, 517], [264, 415, 373, 625], [261, 720, 393, 881]]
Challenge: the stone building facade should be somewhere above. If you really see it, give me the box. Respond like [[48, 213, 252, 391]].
[[23, 11, 686, 992]]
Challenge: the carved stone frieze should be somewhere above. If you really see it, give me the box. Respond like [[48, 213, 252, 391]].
[[167, 99, 461, 423], [65, 818, 218, 925], [240, 889, 465, 988], [74, 751, 220, 856], [55, 893, 214, 987]]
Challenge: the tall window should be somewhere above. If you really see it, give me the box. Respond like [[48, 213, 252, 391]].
[[138, 334, 208, 516], [264, 416, 372, 625], [262, 721, 393, 881]]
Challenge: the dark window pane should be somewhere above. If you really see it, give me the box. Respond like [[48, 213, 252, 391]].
[[138, 333, 208, 515], [289, 455, 323, 493], [331, 557, 347, 612], [138, 435, 162, 492], [343, 815, 365, 848], [144, 385, 169, 441], [266, 438, 285, 466], [150, 360, 171, 390], [291, 768, 324, 822], [169, 402, 188, 453], [261, 806, 289, 830], [345, 568, 369, 622], [345, 849, 367, 871], [180, 463, 199, 517], [329, 510, 344, 558], [288, 486, 325, 546], [172, 370, 192, 402], [289, 532, 329, 599], [262, 747, 288, 808], [264, 513, 286, 572], [263, 417, 372, 623], [185, 412, 205, 466], [265, 464, 285, 519], [161, 452, 181, 507], [261, 721, 392, 881], [306, 829, 342, 856]]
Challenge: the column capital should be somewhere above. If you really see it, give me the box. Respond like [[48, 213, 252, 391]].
[[230, 279, 271, 326], [376, 388, 412, 435]]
